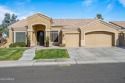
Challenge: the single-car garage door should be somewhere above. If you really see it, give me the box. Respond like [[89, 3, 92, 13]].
[[85, 31, 114, 47], [65, 33, 79, 47]]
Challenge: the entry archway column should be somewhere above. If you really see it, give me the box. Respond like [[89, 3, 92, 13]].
[[27, 28, 33, 46], [62, 30, 66, 44], [80, 30, 85, 47], [115, 32, 119, 46]]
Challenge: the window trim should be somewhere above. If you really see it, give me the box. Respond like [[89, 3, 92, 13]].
[[50, 30, 59, 43], [14, 31, 26, 43]]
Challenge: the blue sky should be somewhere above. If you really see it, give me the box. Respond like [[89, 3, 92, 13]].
[[0, 0, 125, 23]]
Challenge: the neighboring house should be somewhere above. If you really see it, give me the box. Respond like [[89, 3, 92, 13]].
[[7, 13, 125, 47], [110, 21, 125, 46]]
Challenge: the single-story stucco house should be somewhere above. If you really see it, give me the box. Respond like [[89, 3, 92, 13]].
[[6, 13, 125, 47]]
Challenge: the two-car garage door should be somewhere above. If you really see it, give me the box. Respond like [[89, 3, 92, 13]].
[[85, 31, 114, 47]]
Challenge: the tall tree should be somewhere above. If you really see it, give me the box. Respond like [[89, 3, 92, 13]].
[[10, 14, 17, 24], [1, 13, 18, 29], [0, 13, 18, 35], [0, 26, 5, 32], [96, 14, 104, 20], [2, 13, 11, 29]]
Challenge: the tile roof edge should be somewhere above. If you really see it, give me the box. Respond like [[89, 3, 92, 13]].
[[8, 19, 27, 28], [109, 22, 125, 28]]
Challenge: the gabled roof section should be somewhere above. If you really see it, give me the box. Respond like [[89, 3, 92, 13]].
[[27, 12, 52, 21], [8, 19, 28, 29], [81, 19, 122, 30], [52, 19, 97, 28], [110, 21, 125, 29]]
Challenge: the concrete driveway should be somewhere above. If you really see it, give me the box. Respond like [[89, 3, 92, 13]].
[[67, 47, 125, 63]]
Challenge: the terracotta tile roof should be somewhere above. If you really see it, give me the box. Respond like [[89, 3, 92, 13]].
[[9, 19, 97, 29], [110, 21, 125, 29], [9, 19, 28, 28], [52, 19, 97, 28]]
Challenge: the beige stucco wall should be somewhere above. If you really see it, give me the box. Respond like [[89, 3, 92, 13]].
[[8, 28, 13, 43], [27, 15, 52, 29]]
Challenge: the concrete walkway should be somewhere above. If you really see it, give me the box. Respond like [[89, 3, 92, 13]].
[[19, 48, 36, 61]]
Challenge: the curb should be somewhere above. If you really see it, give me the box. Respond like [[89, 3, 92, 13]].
[[0, 59, 125, 68]]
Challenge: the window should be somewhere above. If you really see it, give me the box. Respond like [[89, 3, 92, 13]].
[[16, 32, 26, 42], [119, 33, 125, 40], [50, 31, 58, 42]]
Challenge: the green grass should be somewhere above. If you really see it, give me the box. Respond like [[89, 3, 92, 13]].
[[0, 48, 27, 61], [34, 49, 69, 59]]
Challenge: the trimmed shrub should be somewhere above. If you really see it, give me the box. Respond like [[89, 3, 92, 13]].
[[9, 42, 26, 47]]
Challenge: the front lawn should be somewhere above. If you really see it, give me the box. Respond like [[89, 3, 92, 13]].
[[0, 48, 27, 60], [34, 49, 69, 59]]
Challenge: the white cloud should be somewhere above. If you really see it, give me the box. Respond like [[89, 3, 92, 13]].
[[0, 6, 16, 23], [118, 0, 125, 7], [102, 1, 114, 16], [0, 5, 35, 23], [18, 16, 27, 19], [82, 0, 96, 7], [18, 11, 35, 20], [107, 4, 113, 9]]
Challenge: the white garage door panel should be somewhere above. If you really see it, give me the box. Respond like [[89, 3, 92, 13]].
[[85, 32, 113, 47], [65, 33, 79, 47]]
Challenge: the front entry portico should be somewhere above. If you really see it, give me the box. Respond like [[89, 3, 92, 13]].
[[32, 24, 46, 46]]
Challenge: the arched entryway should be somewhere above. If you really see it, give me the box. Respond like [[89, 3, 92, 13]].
[[37, 31, 44, 46], [32, 24, 46, 46]]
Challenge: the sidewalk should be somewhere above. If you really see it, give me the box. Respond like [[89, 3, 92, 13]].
[[0, 58, 125, 68], [19, 48, 36, 60]]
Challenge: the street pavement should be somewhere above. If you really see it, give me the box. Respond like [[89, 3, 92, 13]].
[[0, 63, 125, 83]]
